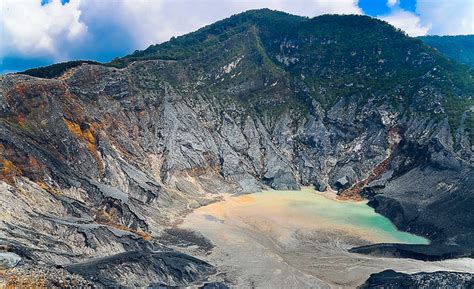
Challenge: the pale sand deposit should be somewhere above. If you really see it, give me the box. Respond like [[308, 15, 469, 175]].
[[177, 187, 474, 288]]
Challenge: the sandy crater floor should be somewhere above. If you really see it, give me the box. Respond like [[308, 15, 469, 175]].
[[174, 188, 474, 288]]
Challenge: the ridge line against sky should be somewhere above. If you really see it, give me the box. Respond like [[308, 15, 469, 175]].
[[1, 0, 473, 73]]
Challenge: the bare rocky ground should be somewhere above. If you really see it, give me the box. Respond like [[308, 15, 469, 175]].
[[0, 265, 93, 288], [360, 270, 474, 288], [1, 10, 473, 287]]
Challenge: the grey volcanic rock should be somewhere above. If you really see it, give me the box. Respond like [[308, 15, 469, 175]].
[[335, 175, 351, 190], [0, 9, 473, 287], [200, 282, 231, 289], [359, 270, 474, 289], [0, 252, 21, 269], [66, 250, 215, 287], [352, 145, 474, 260]]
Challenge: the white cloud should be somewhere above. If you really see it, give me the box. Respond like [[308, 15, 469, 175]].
[[379, 0, 473, 37], [268, 0, 363, 15], [1, 0, 86, 59], [417, 0, 474, 35], [1, 0, 472, 66], [380, 9, 430, 36], [77, 0, 169, 48], [1, 0, 363, 61], [387, 0, 398, 7], [0, 0, 363, 61], [79, 0, 363, 49]]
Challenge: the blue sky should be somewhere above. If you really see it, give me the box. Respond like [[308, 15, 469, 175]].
[[1, 0, 473, 73], [359, 0, 416, 15]]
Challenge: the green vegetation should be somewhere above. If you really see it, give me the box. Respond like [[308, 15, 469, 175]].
[[16, 9, 474, 143], [466, 110, 474, 144], [19, 60, 100, 79], [419, 35, 474, 68], [108, 9, 305, 67], [112, 10, 474, 142]]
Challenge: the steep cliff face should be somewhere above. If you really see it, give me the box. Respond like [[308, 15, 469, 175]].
[[0, 9, 473, 287]]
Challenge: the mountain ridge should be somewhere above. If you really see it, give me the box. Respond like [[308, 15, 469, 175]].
[[419, 34, 474, 68], [18, 10, 474, 139], [1, 9, 473, 287]]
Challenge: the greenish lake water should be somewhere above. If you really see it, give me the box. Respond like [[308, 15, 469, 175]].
[[198, 187, 429, 245], [284, 188, 429, 244]]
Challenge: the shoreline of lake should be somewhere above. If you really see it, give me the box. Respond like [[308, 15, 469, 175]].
[[174, 187, 473, 288]]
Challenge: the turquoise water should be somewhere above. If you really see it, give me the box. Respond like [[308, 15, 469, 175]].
[[196, 187, 429, 244], [269, 188, 429, 244]]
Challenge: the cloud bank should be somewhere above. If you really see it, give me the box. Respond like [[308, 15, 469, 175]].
[[380, 9, 430, 36], [0, 0, 472, 72], [2, 0, 85, 58], [380, 0, 472, 37], [417, 0, 473, 35]]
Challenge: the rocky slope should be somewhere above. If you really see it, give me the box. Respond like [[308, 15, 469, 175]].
[[359, 270, 474, 289], [1, 9, 473, 287]]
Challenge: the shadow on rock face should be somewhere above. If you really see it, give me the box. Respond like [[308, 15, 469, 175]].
[[66, 250, 216, 288], [359, 269, 474, 289]]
